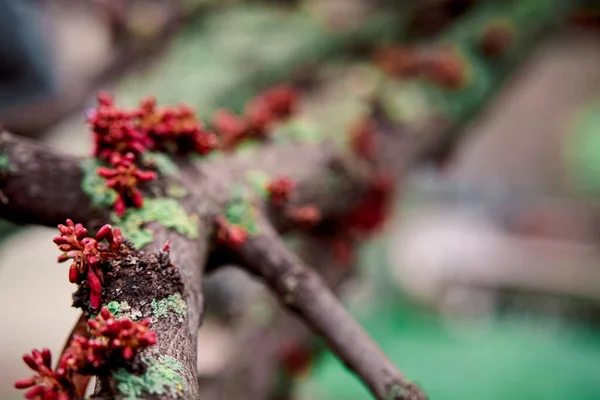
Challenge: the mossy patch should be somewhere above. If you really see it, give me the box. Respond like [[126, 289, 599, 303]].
[[113, 355, 185, 399], [224, 185, 259, 235], [111, 198, 199, 249], [142, 152, 179, 176], [245, 170, 270, 199], [151, 293, 187, 321], [105, 301, 142, 320], [80, 158, 117, 208]]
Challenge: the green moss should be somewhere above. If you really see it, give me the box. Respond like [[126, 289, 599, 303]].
[[245, 170, 270, 199], [111, 198, 199, 249], [105, 300, 142, 320], [80, 158, 117, 208], [151, 293, 187, 321], [113, 355, 185, 399], [142, 152, 179, 176], [224, 185, 259, 235], [0, 153, 13, 174]]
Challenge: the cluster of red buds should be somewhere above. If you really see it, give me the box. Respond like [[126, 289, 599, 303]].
[[87, 92, 218, 163], [15, 349, 74, 400], [349, 118, 378, 162], [344, 175, 394, 235], [329, 175, 395, 266], [215, 217, 248, 248], [16, 310, 156, 399], [212, 85, 298, 150], [53, 220, 125, 309], [137, 96, 218, 155], [286, 205, 321, 229], [73, 308, 156, 369], [97, 152, 157, 216], [87, 92, 152, 165], [374, 45, 468, 89], [266, 177, 295, 206]]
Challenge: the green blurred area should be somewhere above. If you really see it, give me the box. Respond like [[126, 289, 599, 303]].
[[295, 238, 600, 400]]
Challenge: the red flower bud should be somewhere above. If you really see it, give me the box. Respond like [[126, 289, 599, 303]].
[[14, 379, 35, 389], [267, 177, 295, 206], [287, 205, 321, 228]]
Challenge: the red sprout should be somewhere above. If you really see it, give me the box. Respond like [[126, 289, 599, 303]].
[[344, 174, 395, 236], [87, 93, 152, 164], [97, 152, 157, 216], [373, 45, 424, 79], [138, 100, 217, 155], [286, 205, 321, 228], [211, 109, 247, 150], [266, 177, 295, 206], [15, 349, 74, 400], [212, 85, 300, 151], [53, 220, 125, 309], [84, 308, 156, 365], [216, 217, 248, 248], [422, 46, 468, 89]]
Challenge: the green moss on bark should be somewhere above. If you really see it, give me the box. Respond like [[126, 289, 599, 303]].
[[113, 355, 185, 399], [111, 198, 199, 249]]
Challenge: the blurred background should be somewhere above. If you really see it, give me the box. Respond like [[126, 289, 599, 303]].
[[2, 0, 600, 399]]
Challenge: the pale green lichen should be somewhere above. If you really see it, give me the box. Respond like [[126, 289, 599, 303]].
[[245, 170, 270, 199], [113, 355, 185, 399], [225, 185, 259, 235], [386, 384, 408, 400], [106, 301, 126, 318], [105, 301, 142, 320], [0, 153, 14, 174], [142, 152, 179, 176], [111, 198, 199, 249], [151, 293, 187, 321], [80, 158, 117, 207]]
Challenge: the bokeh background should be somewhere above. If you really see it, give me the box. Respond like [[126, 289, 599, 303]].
[[2, 0, 600, 399]]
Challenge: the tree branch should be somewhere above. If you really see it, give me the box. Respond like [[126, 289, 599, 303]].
[[201, 234, 354, 400], [0, 131, 105, 226], [231, 219, 426, 400]]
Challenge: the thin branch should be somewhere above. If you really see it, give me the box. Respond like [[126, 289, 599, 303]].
[[201, 234, 354, 400], [232, 219, 427, 400]]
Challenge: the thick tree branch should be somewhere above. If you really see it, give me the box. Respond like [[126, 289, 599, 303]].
[[231, 219, 426, 400], [0, 131, 105, 226]]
